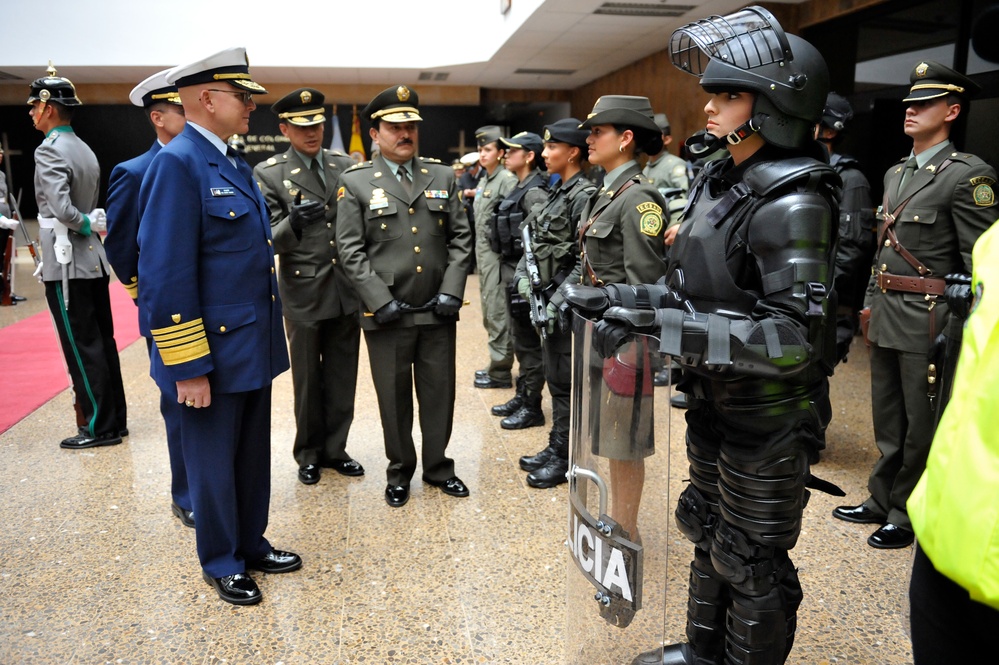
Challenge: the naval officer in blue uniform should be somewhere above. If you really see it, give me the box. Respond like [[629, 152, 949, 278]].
[[137, 47, 298, 606], [105, 69, 194, 528]]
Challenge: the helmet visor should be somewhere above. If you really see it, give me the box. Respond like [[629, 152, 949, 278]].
[[670, 6, 790, 76]]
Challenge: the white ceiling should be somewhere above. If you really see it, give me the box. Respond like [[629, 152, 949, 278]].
[[0, 0, 806, 91]]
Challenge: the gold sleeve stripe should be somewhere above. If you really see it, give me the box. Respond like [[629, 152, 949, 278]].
[[157, 337, 211, 366], [151, 318, 205, 338], [122, 281, 138, 299]]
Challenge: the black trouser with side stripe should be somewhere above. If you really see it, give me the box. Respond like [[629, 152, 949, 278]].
[[44, 275, 126, 437]]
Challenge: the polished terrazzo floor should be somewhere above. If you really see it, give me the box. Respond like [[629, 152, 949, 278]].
[[0, 242, 915, 664]]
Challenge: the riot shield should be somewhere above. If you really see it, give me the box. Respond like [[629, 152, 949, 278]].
[[565, 313, 674, 664]]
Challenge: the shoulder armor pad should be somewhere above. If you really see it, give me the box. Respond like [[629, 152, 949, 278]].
[[744, 157, 839, 197]]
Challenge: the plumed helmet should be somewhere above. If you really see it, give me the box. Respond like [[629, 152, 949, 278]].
[[27, 62, 82, 107], [669, 6, 829, 149]]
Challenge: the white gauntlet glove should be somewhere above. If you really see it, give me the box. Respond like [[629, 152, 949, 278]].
[[0, 215, 18, 230], [88, 208, 107, 233]]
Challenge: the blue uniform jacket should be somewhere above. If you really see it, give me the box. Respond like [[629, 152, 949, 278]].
[[137, 124, 289, 395], [106, 141, 159, 334]]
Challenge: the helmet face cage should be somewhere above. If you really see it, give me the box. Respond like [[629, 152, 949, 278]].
[[669, 6, 790, 77]]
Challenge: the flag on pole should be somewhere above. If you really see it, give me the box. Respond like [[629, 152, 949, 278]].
[[349, 105, 366, 163], [330, 104, 346, 154]]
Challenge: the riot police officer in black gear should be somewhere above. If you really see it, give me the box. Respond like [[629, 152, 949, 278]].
[[489, 132, 549, 430], [564, 7, 840, 664], [514, 119, 597, 487]]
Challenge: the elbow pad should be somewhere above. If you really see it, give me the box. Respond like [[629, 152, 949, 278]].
[[660, 312, 813, 379]]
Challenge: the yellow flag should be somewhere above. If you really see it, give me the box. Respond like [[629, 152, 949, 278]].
[[349, 105, 366, 163]]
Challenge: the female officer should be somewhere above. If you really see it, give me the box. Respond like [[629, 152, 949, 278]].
[[564, 8, 840, 664], [562, 95, 668, 538], [513, 118, 596, 488]]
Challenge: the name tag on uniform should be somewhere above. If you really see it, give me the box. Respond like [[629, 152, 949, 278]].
[[211, 187, 236, 197], [424, 190, 449, 199]]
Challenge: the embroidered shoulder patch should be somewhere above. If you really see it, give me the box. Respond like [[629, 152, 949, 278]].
[[637, 201, 663, 236], [973, 183, 995, 207]]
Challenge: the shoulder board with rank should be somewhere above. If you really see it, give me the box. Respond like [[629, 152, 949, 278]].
[[420, 156, 442, 164], [347, 161, 372, 171]]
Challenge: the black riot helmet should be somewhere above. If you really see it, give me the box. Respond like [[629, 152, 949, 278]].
[[669, 6, 828, 150]]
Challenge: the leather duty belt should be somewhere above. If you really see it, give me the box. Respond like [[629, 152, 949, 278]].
[[874, 270, 945, 296]]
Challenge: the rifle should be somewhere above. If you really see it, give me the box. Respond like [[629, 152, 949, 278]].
[[8, 191, 40, 268], [521, 223, 548, 340], [1, 225, 12, 306]]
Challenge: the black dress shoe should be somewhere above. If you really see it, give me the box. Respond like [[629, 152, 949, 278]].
[[12, 294, 26, 302], [832, 503, 886, 524], [247, 549, 303, 574], [171, 501, 195, 528], [298, 464, 321, 485], [868, 523, 914, 549], [60, 431, 123, 449], [475, 369, 489, 379], [385, 484, 410, 507], [424, 475, 469, 497], [325, 458, 365, 476], [119, 428, 129, 438], [203, 572, 262, 605], [474, 375, 513, 389], [669, 393, 689, 409]]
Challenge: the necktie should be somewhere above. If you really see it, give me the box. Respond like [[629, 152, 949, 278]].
[[311, 159, 326, 193], [398, 164, 413, 196], [897, 157, 918, 196], [227, 147, 254, 189]]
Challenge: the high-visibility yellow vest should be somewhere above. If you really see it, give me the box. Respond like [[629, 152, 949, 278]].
[[909, 221, 999, 610]]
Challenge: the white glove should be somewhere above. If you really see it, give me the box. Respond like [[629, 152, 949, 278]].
[[33, 261, 44, 282], [88, 208, 107, 233], [0, 215, 18, 230]]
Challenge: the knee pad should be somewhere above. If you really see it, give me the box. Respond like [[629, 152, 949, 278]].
[[717, 448, 807, 551], [676, 484, 717, 549], [710, 521, 779, 596]]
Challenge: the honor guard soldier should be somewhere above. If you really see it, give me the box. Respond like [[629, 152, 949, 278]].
[[0, 145, 25, 304], [472, 124, 519, 389], [27, 63, 128, 450], [138, 47, 299, 606], [105, 70, 193, 526], [833, 60, 997, 549], [253, 88, 364, 485], [335, 85, 473, 508]]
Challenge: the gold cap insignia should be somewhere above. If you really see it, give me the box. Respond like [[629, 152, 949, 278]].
[[544, 129, 551, 140], [915, 63, 929, 77], [171, 314, 181, 323], [39, 89, 50, 102], [397, 86, 410, 102], [300, 90, 312, 104]]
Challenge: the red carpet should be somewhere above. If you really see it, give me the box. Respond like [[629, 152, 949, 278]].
[[0, 285, 141, 434]]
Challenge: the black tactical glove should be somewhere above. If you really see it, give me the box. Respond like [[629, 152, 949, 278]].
[[373, 300, 403, 325], [591, 319, 633, 359], [435, 293, 462, 317], [943, 273, 973, 320], [288, 191, 326, 232]]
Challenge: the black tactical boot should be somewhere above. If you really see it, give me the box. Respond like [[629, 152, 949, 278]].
[[519, 429, 563, 471], [526, 434, 568, 488], [491, 375, 525, 417], [500, 392, 545, 430]]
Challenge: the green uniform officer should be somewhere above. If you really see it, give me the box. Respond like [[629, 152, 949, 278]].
[[335, 85, 473, 508], [253, 87, 364, 485], [834, 60, 997, 549], [472, 125, 518, 388]]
